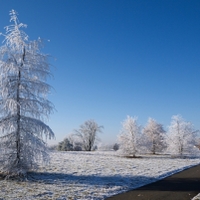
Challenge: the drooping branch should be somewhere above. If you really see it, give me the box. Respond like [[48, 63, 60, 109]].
[[0, 10, 55, 177]]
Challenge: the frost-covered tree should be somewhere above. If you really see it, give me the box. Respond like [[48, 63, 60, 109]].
[[74, 120, 103, 151], [167, 115, 199, 156], [113, 143, 119, 151], [142, 118, 166, 154], [118, 116, 140, 157], [0, 10, 54, 177], [57, 138, 73, 151]]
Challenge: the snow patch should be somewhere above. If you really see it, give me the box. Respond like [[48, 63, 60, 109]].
[[0, 151, 200, 199]]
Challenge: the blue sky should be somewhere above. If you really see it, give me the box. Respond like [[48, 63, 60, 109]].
[[0, 0, 200, 144]]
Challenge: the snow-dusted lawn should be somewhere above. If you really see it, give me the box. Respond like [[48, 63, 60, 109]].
[[1, 151, 200, 200]]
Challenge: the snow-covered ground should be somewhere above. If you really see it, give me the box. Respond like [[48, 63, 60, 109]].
[[1, 151, 200, 200]]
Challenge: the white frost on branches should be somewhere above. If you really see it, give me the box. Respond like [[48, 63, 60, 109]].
[[0, 10, 54, 177], [74, 120, 103, 151], [142, 118, 166, 154], [167, 115, 199, 157], [118, 116, 141, 157]]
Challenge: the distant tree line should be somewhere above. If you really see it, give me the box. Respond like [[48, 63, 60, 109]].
[[118, 115, 199, 157], [55, 115, 200, 158], [57, 137, 82, 151]]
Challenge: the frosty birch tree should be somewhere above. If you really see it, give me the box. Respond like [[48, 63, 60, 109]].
[[167, 115, 199, 156], [0, 10, 54, 177], [74, 120, 103, 151], [118, 116, 140, 157], [142, 118, 166, 154]]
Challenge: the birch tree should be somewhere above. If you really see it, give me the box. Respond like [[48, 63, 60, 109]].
[[74, 120, 103, 151], [0, 10, 54, 178], [118, 116, 140, 157], [142, 118, 166, 154], [167, 115, 199, 156]]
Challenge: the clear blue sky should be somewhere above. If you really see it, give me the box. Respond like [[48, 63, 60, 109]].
[[0, 0, 200, 145]]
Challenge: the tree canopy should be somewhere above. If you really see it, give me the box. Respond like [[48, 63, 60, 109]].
[[0, 10, 54, 178]]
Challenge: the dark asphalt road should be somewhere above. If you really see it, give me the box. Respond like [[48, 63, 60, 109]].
[[106, 164, 200, 200]]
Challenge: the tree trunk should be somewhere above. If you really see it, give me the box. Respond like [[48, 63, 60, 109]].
[[16, 48, 25, 165], [152, 138, 156, 154], [16, 69, 21, 165]]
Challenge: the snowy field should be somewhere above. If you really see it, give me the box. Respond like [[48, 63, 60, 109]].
[[1, 151, 200, 200]]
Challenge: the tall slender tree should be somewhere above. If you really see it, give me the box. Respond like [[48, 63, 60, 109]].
[[0, 10, 54, 177], [118, 116, 140, 157]]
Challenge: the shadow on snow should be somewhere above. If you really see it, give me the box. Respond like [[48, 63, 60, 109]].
[[26, 165, 198, 191]]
